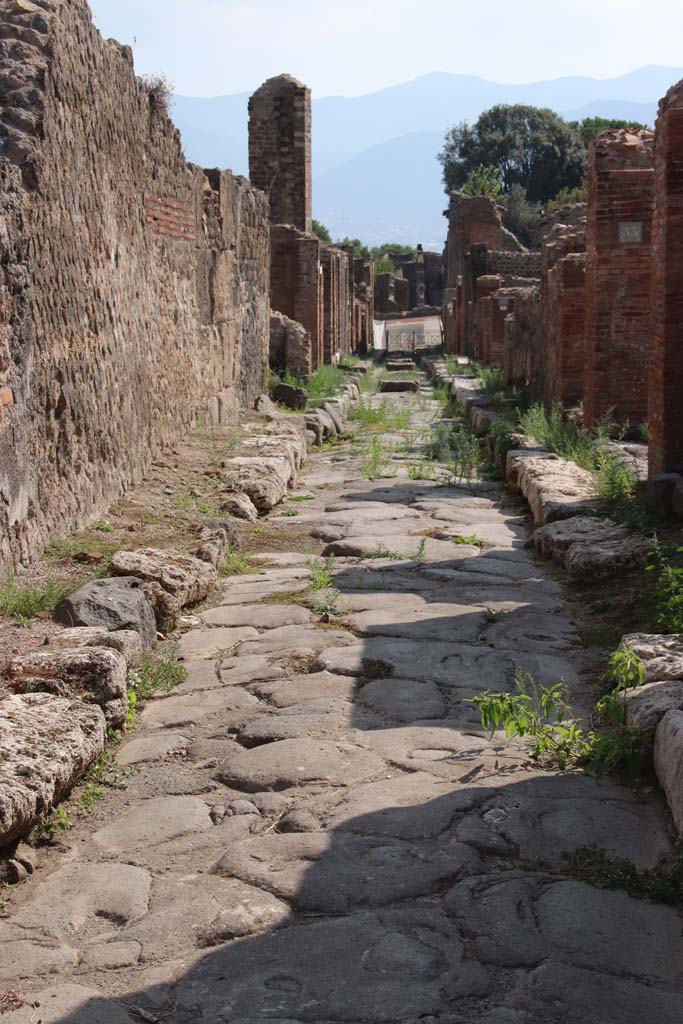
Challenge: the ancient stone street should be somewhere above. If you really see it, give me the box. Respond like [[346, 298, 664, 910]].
[[2, 378, 682, 1024]]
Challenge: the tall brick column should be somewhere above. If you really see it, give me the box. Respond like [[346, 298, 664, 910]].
[[650, 82, 683, 474], [248, 75, 312, 233], [584, 130, 654, 428]]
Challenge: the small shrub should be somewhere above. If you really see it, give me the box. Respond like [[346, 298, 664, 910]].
[[127, 648, 187, 701], [29, 806, 73, 846], [361, 436, 396, 481], [445, 427, 483, 483], [646, 540, 683, 634], [221, 552, 258, 576], [407, 460, 436, 481], [142, 73, 173, 116], [307, 555, 335, 590], [0, 573, 70, 622]]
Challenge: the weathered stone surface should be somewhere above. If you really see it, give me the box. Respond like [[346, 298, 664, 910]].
[[216, 738, 387, 792], [238, 623, 356, 657], [1, 985, 136, 1023], [359, 677, 446, 722], [54, 577, 156, 649], [92, 796, 213, 854], [111, 548, 217, 609], [254, 393, 278, 415], [174, 909, 463, 1023], [621, 680, 683, 729], [223, 456, 293, 510], [654, 709, 683, 832], [621, 632, 683, 681], [178, 625, 259, 660], [200, 603, 312, 629], [195, 517, 241, 568], [117, 732, 189, 766], [220, 490, 259, 521], [0, 693, 105, 847], [139, 684, 258, 729], [212, 831, 480, 912], [272, 382, 307, 410], [249, 671, 357, 707], [534, 515, 650, 579], [380, 379, 419, 393], [52, 626, 142, 666], [9, 647, 128, 727], [506, 450, 599, 525]]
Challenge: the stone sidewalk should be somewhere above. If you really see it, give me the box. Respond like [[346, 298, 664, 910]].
[[2, 385, 682, 1024]]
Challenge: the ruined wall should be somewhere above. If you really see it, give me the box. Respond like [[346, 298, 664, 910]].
[[269, 225, 322, 370], [475, 276, 502, 362], [269, 311, 310, 377], [443, 195, 525, 353], [503, 286, 544, 400], [544, 253, 586, 408], [375, 273, 410, 316], [248, 75, 312, 233], [649, 82, 683, 474], [486, 250, 542, 278], [584, 130, 654, 428], [0, 0, 269, 569]]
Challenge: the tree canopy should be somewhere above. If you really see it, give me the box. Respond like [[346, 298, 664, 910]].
[[312, 219, 332, 244], [438, 104, 587, 204], [570, 116, 650, 145]]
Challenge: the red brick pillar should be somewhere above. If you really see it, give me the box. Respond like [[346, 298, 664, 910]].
[[650, 82, 683, 473], [475, 275, 501, 362], [584, 130, 654, 428]]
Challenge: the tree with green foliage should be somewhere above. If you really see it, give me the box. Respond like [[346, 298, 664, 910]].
[[335, 236, 371, 258], [570, 116, 650, 145], [439, 104, 586, 203], [500, 184, 542, 247], [546, 183, 588, 212], [312, 219, 332, 244], [460, 165, 504, 198], [370, 242, 414, 258]]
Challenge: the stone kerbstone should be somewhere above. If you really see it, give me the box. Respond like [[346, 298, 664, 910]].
[[506, 450, 599, 525], [620, 680, 683, 730], [0, 693, 105, 847], [223, 456, 293, 510], [380, 379, 419, 393], [111, 548, 217, 610], [646, 473, 682, 515], [219, 490, 259, 521], [194, 517, 241, 568], [54, 577, 156, 649], [533, 516, 649, 579], [654, 710, 683, 831], [9, 647, 128, 727], [319, 400, 345, 432], [52, 627, 142, 667], [620, 633, 683, 682]]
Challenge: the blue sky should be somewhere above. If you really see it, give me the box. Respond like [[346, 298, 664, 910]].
[[88, 0, 683, 98]]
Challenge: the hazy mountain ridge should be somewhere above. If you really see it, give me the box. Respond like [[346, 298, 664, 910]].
[[171, 66, 682, 246]]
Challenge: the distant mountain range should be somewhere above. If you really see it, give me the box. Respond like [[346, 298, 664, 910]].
[[171, 66, 682, 249]]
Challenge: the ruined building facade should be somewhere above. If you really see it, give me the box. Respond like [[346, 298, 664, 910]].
[[248, 75, 373, 374], [444, 115, 683, 477], [0, 0, 270, 569]]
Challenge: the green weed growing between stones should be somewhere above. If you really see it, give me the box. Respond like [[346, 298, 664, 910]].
[[29, 806, 73, 846], [127, 648, 187, 701], [221, 552, 259, 576], [307, 555, 336, 590], [361, 436, 396, 480], [562, 843, 683, 905], [645, 539, 683, 634], [469, 650, 652, 776], [0, 573, 71, 623]]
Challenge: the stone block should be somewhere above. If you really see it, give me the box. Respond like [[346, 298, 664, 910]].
[[9, 647, 128, 727], [54, 577, 156, 650]]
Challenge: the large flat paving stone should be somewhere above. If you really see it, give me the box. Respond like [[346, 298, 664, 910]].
[[358, 677, 446, 721], [117, 731, 189, 765], [93, 795, 213, 853], [216, 737, 387, 792], [212, 831, 481, 913], [178, 625, 258, 660], [320, 771, 492, 839], [2, 985, 136, 1023], [448, 874, 683, 981], [139, 684, 258, 729], [236, 698, 381, 745], [238, 624, 357, 657], [200, 603, 313, 628], [248, 670, 358, 707], [174, 909, 464, 1023]]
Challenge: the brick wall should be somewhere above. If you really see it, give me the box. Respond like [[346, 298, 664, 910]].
[[542, 216, 587, 408], [248, 75, 312, 233], [0, 0, 269, 569], [487, 250, 543, 278], [584, 129, 654, 428], [475, 276, 502, 362], [270, 225, 322, 370], [503, 286, 544, 400], [649, 81, 683, 474]]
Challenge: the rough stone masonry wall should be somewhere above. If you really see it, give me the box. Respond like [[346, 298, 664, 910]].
[[0, 0, 269, 570], [542, 212, 587, 409], [503, 286, 544, 401], [649, 81, 683, 474], [248, 75, 312, 234], [584, 129, 655, 429]]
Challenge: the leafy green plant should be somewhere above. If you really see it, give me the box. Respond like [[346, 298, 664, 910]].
[[362, 544, 403, 561], [414, 538, 428, 563], [460, 164, 504, 198], [312, 591, 344, 617], [93, 519, 114, 532], [407, 460, 437, 481], [563, 843, 683, 905], [646, 539, 683, 634], [453, 534, 484, 547], [0, 573, 71, 622], [307, 555, 335, 590], [126, 690, 138, 730], [127, 648, 187, 701], [361, 436, 396, 481], [29, 806, 73, 845], [74, 783, 106, 814], [221, 552, 259, 576], [445, 427, 483, 483]]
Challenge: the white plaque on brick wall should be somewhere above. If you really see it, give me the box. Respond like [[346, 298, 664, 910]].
[[619, 221, 644, 244]]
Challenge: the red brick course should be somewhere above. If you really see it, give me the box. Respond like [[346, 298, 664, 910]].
[[649, 84, 683, 473], [584, 130, 654, 428]]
